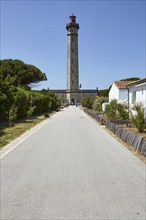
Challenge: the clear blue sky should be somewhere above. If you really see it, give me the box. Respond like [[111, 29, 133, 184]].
[[1, 0, 145, 90]]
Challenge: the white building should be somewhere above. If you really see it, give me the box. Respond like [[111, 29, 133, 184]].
[[127, 78, 146, 110], [109, 80, 135, 103]]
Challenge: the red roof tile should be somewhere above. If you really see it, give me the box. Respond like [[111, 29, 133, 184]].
[[126, 78, 146, 87], [114, 80, 136, 89]]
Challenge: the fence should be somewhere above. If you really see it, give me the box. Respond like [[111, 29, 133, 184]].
[[84, 109, 146, 156]]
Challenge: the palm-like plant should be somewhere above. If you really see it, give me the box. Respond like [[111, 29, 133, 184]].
[[130, 103, 146, 133]]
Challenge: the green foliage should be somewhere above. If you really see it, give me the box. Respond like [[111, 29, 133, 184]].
[[0, 59, 61, 123], [0, 59, 47, 87], [121, 77, 140, 81], [98, 89, 109, 97], [0, 73, 18, 122], [26, 93, 37, 119], [92, 96, 108, 112], [48, 92, 61, 110], [104, 100, 117, 121], [0, 91, 7, 121], [130, 103, 146, 132], [26, 91, 61, 118], [116, 102, 129, 120], [8, 104, 18, 126], [27, 106, 36, 119], [15, 88, 29, 119], [104, 99, 128, 123], [93, 102, 102, 112], [81, 97, 95, 109]]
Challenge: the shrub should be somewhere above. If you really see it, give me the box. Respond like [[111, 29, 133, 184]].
[[15, 88, 28, 119], [92, 96, 108, 112], [48, 92, 61, 111], [81, 97, 95, 109], [130, 103, 146, 132], [8, 104, 18, 126], [104, 99, 128, 123]]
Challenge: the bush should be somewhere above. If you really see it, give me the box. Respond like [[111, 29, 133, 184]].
[[15, 88, 29, 119], [81, 97, 95, 109], [104, 99, 128, 123], [130, 103, 146, 132], [48, 92, 61, 111], [92, 96, 108, 112], [0, 88, 61, 122], [8, 104, 18, 126]]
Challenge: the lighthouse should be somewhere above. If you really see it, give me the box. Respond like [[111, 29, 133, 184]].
[[49, 15, 97, 104], [66, 14, 79, 104]]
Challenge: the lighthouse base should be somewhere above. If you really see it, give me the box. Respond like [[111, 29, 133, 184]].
[[49, 89, 98, 105]]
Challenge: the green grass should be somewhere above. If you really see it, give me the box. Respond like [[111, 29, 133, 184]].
[[0, 117, 46, 149]]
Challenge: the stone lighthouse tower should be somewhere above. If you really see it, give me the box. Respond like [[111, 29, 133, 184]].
[[66, 14, 79, 104], [49, 15, 97, 104]]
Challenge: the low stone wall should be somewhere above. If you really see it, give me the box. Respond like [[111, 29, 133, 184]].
[[50, 89, 97, 104], [84, 109, 146, 156]]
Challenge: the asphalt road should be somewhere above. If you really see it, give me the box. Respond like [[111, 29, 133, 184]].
[[1, 106, 146, 220]]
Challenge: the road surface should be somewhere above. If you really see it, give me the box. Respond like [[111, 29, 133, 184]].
[[1, 106, 146, 219]]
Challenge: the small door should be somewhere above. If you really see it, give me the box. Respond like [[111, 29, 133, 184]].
[[71, 98, 75, 105]]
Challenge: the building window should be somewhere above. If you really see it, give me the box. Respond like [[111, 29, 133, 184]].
[[132, 91, 136, 104]]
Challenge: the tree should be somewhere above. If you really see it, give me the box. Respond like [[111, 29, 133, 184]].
[[98, 89, 109, 97], [26, 93, 37, 119], [15, 87, 29, 119], [0, 74, 18, 122], [8, 104, 18, 126], [0, 59, 61, 122], [0, 59, 47, 87]]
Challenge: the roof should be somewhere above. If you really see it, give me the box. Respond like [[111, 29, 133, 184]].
[[126, 78, 146, 87], [114, 80, 136, 89]]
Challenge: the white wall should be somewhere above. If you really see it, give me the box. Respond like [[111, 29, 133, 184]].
[[119, 89, 128, 101], [136, 85, 146, 108], [109, 83, 119, 102], [128, 84, 146, 116], [129, 85, 146, 107], [109, 83, 128, 102], [128, 86, 137, 106]]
